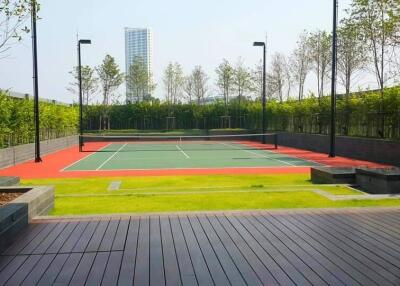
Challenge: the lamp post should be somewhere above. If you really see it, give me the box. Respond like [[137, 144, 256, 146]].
[[31, 0, 41, 162], [77, 39, 91, 152], [253, 41, 266, 144], [329, 0, 338, 157]]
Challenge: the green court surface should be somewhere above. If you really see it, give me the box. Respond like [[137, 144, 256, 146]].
[[64, 142, 321, 171]]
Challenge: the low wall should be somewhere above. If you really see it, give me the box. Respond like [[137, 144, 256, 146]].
[[277, 132, 400, 167], [0, 135, 78, 169], [0, 185, 54, 253]]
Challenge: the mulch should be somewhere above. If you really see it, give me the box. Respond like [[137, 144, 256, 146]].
[[0, 192, 22, 206]]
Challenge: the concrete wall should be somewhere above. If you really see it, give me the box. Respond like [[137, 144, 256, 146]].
[[277, 132, 400, 167], [0, 135, 78, 169]]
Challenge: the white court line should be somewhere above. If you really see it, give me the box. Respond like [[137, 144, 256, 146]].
[[60, 143, 113, 172], [96, 143, 127, 171], [176, 145, 190, 159], [220, 142, 297, 167]]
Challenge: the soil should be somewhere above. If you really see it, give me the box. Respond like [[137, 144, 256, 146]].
[[0, 192, 22, 206]]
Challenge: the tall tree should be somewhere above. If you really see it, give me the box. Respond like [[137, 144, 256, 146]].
[[163, 62, 184, 104], [267, 53, 287, 102], [96, 55, 124, 129], [67, 65, 98, 105], [233, 58, 251, 105], [337, 19, 368, 96], [351, 0, 399, 93], [126, 56, 156, 103], [191, 66, 208, 105], [308, 30, 332, 98], [0, 0, 36, 57], [291, 32, 312, 101], [183, 75, 194, 104], [250, 60, 264, 100], [215, 59, 234, 108]]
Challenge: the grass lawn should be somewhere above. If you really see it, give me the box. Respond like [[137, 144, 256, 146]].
[[22, 174, 400, 216]]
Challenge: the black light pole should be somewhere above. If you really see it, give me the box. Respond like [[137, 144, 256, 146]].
[[253, 41, 267, 144], [31, 0, 41, 162], [77, 39, 91, 152], [329, 0, 338, 157]]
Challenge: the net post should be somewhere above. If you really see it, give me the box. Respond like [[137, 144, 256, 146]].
[[274, 133, 278, 149], [79, 135, 83, 152]]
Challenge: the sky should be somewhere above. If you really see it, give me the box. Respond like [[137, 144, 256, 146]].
[[0, 0, 360, 103]]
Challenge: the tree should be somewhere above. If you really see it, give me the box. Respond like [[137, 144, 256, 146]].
[[0, 0, 36, 57], [215, 59, 234, 108], [233, 58, 252, 106], [183, 75, 194, 104], [308, 30, 332, 98], [267, 53, 287, 102], [163, 62, 184, 104], [67, 65, 98, 105], [126, 56, 156, 103], [250, 60, 264, 100], [96, 55, 124, 129], [351, 0, 399, 93], [291, 32, 312, 101], [191, 66, 208, 105], [337, 19, 368, 96]]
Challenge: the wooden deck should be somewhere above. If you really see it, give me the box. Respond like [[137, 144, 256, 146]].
[[0, 208, 399, 285]]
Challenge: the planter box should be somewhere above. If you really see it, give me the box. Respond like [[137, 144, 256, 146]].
[[0, 176, 20, 187], [311, 167, 356, 184], [0, 186, 54, 253], [356, 168, 400, 194]]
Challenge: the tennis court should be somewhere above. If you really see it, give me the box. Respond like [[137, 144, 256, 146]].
[[63, 137, 321, 172]]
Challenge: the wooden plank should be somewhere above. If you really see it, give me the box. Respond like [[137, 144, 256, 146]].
[[159, 216, 182, 286], [179, 216, 214, 286], [285, 212, 394, 285], [303, 212, 400, 281], [200, 215, 262, 286], [86, 219, 111, 252], [188, 216, 231, 286], [255, 213, 352, 286], [2, 223, 46, 255], [134, 217, 150, 286], [19, 222, 59, 255], [149, 216, 165, 286], [32, 222, 69, 254], [0, 255, 15, 273], [37, 253, 69, 286], [112, 218, 130, 251], [235, 214, 315, 286], [225, 215, 295, 286], [46, 221, 79, 254], [169, 216, 198, 286], [5, 254, 41, 285], [53, 253, 83, 285], [118, 218, 139, 286], [215, 215, 279, 286], [324, 212, 400, 252], [85, 252, 110, 285], [0, 255, 28, 285], [73, 220, 100, 253], [99, 219, 120, 252], [360, 212, 400, 237], [60, 220, 90, 253], [20, 254, 56, 286], [69, 252, 96, 286], [102, 251, 123, 286]]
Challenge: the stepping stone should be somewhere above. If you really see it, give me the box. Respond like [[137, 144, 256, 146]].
[[108, 181, 122, 191]]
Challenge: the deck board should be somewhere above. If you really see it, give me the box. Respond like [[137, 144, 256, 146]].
[[1, 209, 399, 286]]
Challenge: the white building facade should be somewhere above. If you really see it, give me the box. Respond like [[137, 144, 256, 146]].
[[125, 27, 153, 103]]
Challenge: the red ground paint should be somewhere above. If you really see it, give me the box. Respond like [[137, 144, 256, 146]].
[[0, 142, 386, 179]]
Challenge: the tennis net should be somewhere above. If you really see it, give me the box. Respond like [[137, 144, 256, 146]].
[[79, 133, 278, 152]]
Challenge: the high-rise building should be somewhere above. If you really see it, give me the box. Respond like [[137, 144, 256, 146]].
[[125, 27, 153, 103]]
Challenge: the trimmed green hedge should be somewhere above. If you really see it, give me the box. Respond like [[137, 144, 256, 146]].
[[0, 91, 78, 148]]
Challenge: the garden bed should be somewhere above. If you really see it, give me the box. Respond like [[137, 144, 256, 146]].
[[0, 192, 23, 206]]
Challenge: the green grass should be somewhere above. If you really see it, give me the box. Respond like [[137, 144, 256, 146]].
[[21, 174, 400, 216]]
